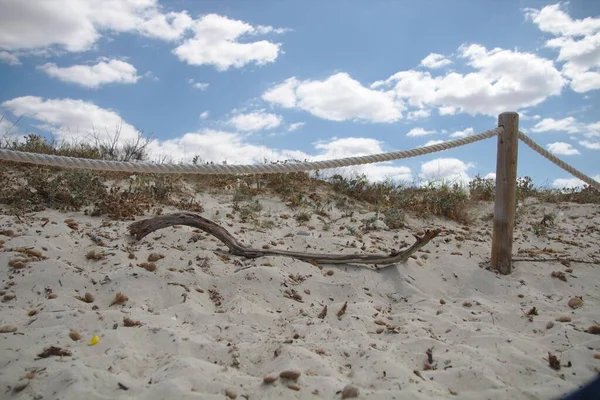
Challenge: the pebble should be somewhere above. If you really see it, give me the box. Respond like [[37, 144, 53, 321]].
[[280, 369, 301, 380], [568, 297, 584, 309], [225, 389, 237, 399], [0, 325, 18, 333], [341, 384, 360, 399]]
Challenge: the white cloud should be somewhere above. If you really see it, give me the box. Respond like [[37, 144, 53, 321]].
[[262, 73, 403, 123], [0, 2, 284, 72], [546, 141, 580, 155], [173, 14, 283, 70], [449, 127, 474, 138], [530, 117, 582, 133], [378, 44, 565, 116], [288, 122, 305, 132], [0, 114, 19, 135], [0, 96, 410, 183], [419, 157, 474, 185], [188, 79, 209, 90], [407, 127, 436, 137], [0, 0, 192, 53], [530, 116, 600, 138], [407, 109, 431, 120], [138, 11, 193, 41], [525, 3, 600, 93], [438, 106, 458, 116], [553, 175, 600, 189], [38, 59, 139, 88], [1, 96, 142, 147], [579, 140, 600, 150], [0, 50, 21, 65], [228, 110, 283, 131], [420, 53, 452, 69], [484, 172, 496, 180], [200, 111, 209, 120], [311, 137, 412, 182]]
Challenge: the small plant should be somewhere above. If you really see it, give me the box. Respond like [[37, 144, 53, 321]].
[[295, 211, 311, 222]]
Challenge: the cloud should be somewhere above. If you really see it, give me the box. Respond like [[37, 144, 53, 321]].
[[407, 109, 431, 120], [0, 2, 284, 71], [420, 53, 452, 69], [449, 127, 474, 138], [37, 59, 140, 88], [311, 137, 412, 182], [484, 172, 496, 180], [138, 10, 193, 41], [553, 175, 600, 189], [530, 116, 600, 138], [1, 96, 141, 144], [0, 114, 19, 135], [419, 157, 474, 185], [228, 110, 283, 132], [546, 141, 580, 155], [172, 14, 283, 70], [407, 127, 436, 137], [1, 96, 410, 182], [263, 73, 403, 123], [0, 50, 21, 65], [579, 140, 600, 150], [272, 42, 565, 124], [438, 106, 458, 116], [200, 111, 209, 120], [530, 116, 582, 133], [0, 0, 193, 53], [525, 3, 600, 93], [188, 79, 209, 90], [379, 44, 566, 116], [288, 122, 305, 132]]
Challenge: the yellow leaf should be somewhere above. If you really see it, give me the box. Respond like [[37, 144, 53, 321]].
[[88, 334, 100, 346]]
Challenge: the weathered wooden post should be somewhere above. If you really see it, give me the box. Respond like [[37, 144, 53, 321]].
[[491, 112, 519, 274]]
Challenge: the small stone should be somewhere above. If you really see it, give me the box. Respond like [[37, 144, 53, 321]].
[[556, 316, 572, 323], [0, 325, 18, 333], [341, 384, 360, 399], [3, 293, 16, 301], [568, 297, 584, 309], [586, 325, 600, 335], [546, 321, 554, 329], [225, 389, 238, 399], [279, 369, 301, 380], [263, 375, 278, 384]]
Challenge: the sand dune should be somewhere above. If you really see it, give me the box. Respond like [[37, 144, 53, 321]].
[[1, 190, 599, 399]]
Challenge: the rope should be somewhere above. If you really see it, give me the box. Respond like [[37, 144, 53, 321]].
[[0, 127, 502, 175], [518, 131, 600, 191]]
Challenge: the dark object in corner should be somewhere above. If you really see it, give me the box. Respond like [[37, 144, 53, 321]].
[[560, 375, 600, 400]]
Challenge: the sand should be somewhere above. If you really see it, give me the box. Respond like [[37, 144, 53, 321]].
[[1, 190, 599, 400]]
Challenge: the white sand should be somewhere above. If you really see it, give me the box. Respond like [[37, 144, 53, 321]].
[[1, 190, 599, 399]]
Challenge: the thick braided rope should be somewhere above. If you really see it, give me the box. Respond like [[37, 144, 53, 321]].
[[519, 131, 600, 191], [0, 127, 501, 175]]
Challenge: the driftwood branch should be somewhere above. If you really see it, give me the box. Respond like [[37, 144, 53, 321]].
[[128, 212, 441, 268]]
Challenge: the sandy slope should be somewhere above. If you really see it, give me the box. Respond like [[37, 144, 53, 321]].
[[0, 192, 599, 400]]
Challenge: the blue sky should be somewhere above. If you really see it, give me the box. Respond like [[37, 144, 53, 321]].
[[0, 0, 599, 188]]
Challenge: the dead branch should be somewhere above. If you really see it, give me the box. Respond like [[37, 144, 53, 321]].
[[128, 212, 441, 268]]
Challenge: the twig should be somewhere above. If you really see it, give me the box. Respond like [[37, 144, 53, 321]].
[[167, 282, 190, 292], [128, 212, 441, 267]]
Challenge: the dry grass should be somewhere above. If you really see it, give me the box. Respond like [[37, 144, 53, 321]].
[[0, 134, 598, 223]]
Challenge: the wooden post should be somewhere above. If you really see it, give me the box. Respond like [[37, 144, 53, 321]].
[[491, 112, 519, 275]]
